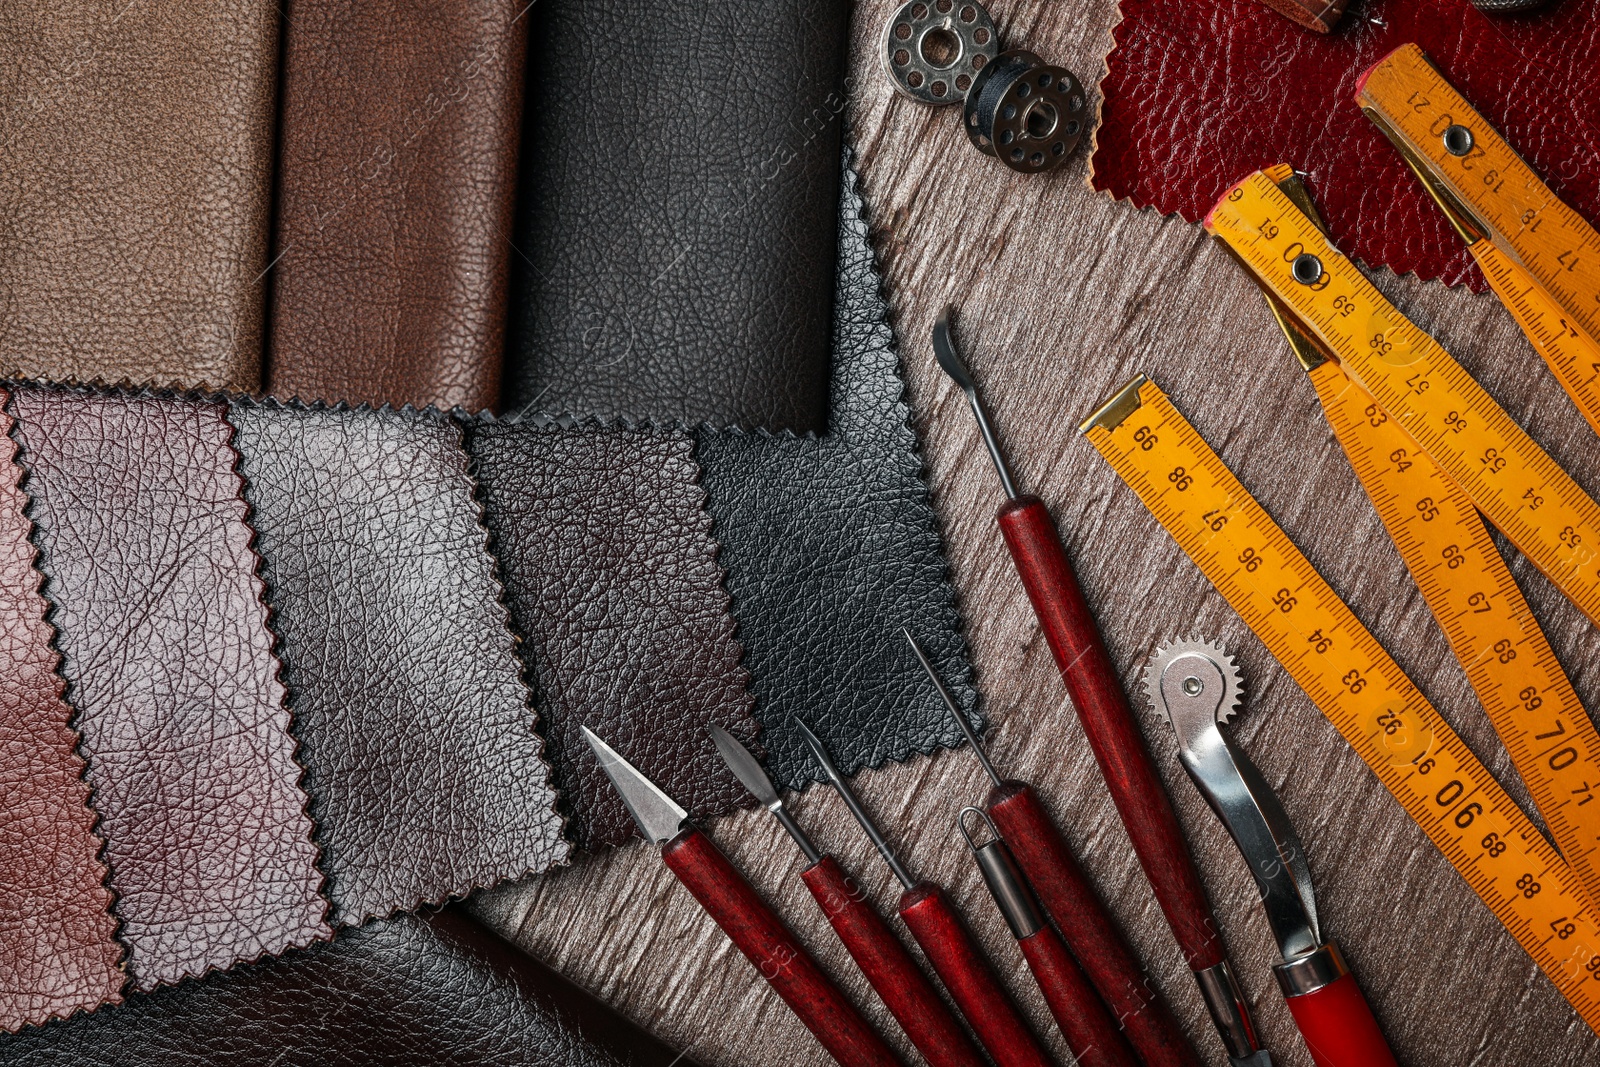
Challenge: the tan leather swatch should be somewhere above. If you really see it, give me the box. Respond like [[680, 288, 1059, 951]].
[[0, 1, 278, 391], [10, 387, 328, 992], [0, 387, 123, 1031], [264, 0, 527, 411]]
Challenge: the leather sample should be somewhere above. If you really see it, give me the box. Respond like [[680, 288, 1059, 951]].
[[0, 909, 700, 1067], [0, 0, 277, 391], [10, 387, 327, 991], [503, 0, 848, 432], [464, 421, 759, 848], [0, 389, 123, 1032], [1091, 0, 1600, 289], [695, 157, 979, 789], [265, 0, 526, 412], [228, 401, 569, 924]]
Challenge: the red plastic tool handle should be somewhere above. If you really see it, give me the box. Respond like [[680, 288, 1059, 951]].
[[898, 882, 1053, 1067], [661, 829, 905, 1067], [997, 495, 1224, 970], [801, 856, 987, 1067], [1017, 923, 1139, 1067], [1284, 972, 1399, 1067], [988, 782, 1202, 1067]]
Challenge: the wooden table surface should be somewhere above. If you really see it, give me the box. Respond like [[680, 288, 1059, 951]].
[[474, 0, 1600, 1062]]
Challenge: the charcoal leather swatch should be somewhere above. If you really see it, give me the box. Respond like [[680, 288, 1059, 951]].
[[695, 157, 980, 789], [464, 422, 759, 848], [228, 401, 569, 925], [0, 908, 700, 1067], [9, 387, 328, 991], [0, 388, 123, 1032], [265, 0, 527, 412], [502, 0, 847, 432], [0, 0, 277, 391]]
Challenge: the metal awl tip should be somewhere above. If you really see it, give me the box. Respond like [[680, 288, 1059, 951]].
[[903, 628, 1003, 789], [795, 717, 917, 889]]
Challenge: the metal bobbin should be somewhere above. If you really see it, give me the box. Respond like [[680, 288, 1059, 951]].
[[881, 0, 998, 105], [964, 49, 1087, 173]]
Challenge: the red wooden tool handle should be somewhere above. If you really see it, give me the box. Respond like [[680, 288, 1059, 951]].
[[988, 782, 1202, 1067], [1284, 972, 1399, 1067], [1017, 923, 1139, 1067], [997, 495, 1223, 970], [801, 857, 987, 1067], [661, 829, 905, 1067], [898, 882, 1053, 1067]]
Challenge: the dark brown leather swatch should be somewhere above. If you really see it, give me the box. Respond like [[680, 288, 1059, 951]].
[[227, 400, 569, 925], [463, 421, 759, 848], [264, 0, 526, 412], [9, 387, 328, 991], [0, 388, 123, 1032], [0, 908, 701, 1067], [0, 1, 278, 392]]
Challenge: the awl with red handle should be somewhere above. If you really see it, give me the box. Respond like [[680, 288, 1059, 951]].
[[932, 311, 1268, 1065], [581, 727, 906, 1067], [709, 726, 987, 1067]]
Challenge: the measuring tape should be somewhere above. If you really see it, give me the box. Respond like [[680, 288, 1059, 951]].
[[1081, 376, 1600, 1030], [1357, 44, 1600, 438], [1204, 169, 1600, 632]]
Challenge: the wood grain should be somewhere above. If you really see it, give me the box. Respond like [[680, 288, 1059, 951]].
[[473, 0, 1600, 1062]]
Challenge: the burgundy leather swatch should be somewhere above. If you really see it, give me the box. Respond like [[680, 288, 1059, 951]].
[[0, 388, 123, 1031], [228, 400, 569, 925], [463, 421, 759, 849], [9, 387, 328, 992], [1092, 0, 1600, 288], [264, 0, 527, 412]]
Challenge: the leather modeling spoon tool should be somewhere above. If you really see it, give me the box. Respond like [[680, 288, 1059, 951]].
[[957, 806, 1139, 1067], [906, 630, 1202, 1067], [709, 726, 986, 1067], [932, 310, 1269, 1065], [794, 717, 1057, 1067], [580, 727, 905, 1067], [1144, 640, 1396, 1067]]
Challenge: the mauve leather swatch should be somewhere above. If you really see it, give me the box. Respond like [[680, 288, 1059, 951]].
[[463, 421, 759, 848], [265, 0, 527, 412], [227, 401, 569, 924], [0, 0, 277, 391], [9, 387, 328, 991], [0, 388, 123, 1031], [695, 157, 980, 789]]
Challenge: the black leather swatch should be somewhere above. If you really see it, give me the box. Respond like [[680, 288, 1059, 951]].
[[695, 157, 981, 789], [463, 421, 759, 849], [227, 401, 569, 925], [0, 908, 700, 1067], [501, 0, 847, 433]]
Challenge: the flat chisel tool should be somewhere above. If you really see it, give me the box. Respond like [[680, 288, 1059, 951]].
[[710, 726, 987, 1067], [795, 718, 1056, 1067], [932, 310, 1268, 1065], [581, 727, 905, 1067], [907, 629, 1201, 1067]]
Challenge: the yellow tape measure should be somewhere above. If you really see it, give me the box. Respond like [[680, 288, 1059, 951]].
[[1081, 376, 1600, 1030], [1357, 44, 1600, 438], [1204, 169, 1600, 631]]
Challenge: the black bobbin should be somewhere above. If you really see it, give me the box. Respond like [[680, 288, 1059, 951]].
[[963, 50, 1087, 174]]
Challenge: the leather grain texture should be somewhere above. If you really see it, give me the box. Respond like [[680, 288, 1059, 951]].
[[1091, 0, 1600, 289], [464, 420, 759, 848], [0, 388, 123, 1032], [228, 401, 569, 926], [0, 0, 277, 391], [265, 0, 527, 412], [502, 0, 847, 432], [694, 157, 979, 789], [9, 387, 328, 991], [0, 908, 700, 1067]]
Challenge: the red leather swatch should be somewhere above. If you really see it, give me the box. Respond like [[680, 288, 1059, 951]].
[[1091, 0, 1600, 288], [10, 387, 329, 991], [0, 387, 123, 1031]]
